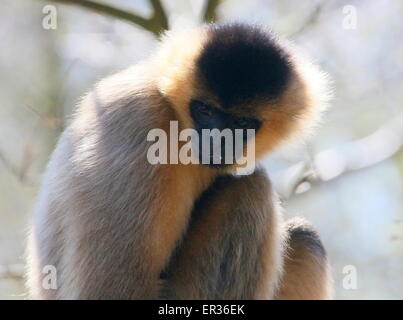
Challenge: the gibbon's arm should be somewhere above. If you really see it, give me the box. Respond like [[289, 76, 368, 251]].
[[161, 169, 284, 299], [28, 68, 214, 299], [275, 218, 333, 300], [160, 170, 332, 300]]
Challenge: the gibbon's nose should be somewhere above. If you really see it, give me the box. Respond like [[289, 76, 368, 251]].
[[199, 129, 235, 167]]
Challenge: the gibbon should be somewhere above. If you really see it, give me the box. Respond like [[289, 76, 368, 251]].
[[27, 23, 332, 299]]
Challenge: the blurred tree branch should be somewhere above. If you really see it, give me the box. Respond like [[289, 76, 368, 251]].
[[47, 0, 169, 37], [45, 0, 223, 36], [202, 0, 221, 23], [277, 114, 403, 199]]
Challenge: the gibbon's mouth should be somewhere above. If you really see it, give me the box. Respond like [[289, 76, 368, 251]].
[[205, 162, 231, 169], [198, 153, 234, 168], [196, 139, 250, 168]]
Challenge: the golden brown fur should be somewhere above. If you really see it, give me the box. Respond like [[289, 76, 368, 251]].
[[27, 23, 331, 299]]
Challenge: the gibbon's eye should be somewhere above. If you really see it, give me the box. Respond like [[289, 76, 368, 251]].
[[233, 116, 261, 130], [195, 101, 213, 118]]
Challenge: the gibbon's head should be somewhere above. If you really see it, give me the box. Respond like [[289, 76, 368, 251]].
[[154, 23, 330, 168]]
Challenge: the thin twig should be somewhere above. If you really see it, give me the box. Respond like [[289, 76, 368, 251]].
[[25, 104, 63, 130], [289, 2, 323, 37], [0, 150, 20, 178]]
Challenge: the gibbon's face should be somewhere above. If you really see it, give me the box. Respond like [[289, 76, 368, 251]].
[[156, 23, 328, 168]]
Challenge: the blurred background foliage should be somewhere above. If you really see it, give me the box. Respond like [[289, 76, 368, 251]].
[[0, 0, 402, 299]]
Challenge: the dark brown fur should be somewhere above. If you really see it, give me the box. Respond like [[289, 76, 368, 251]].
[[275, 218, 332, 299]]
